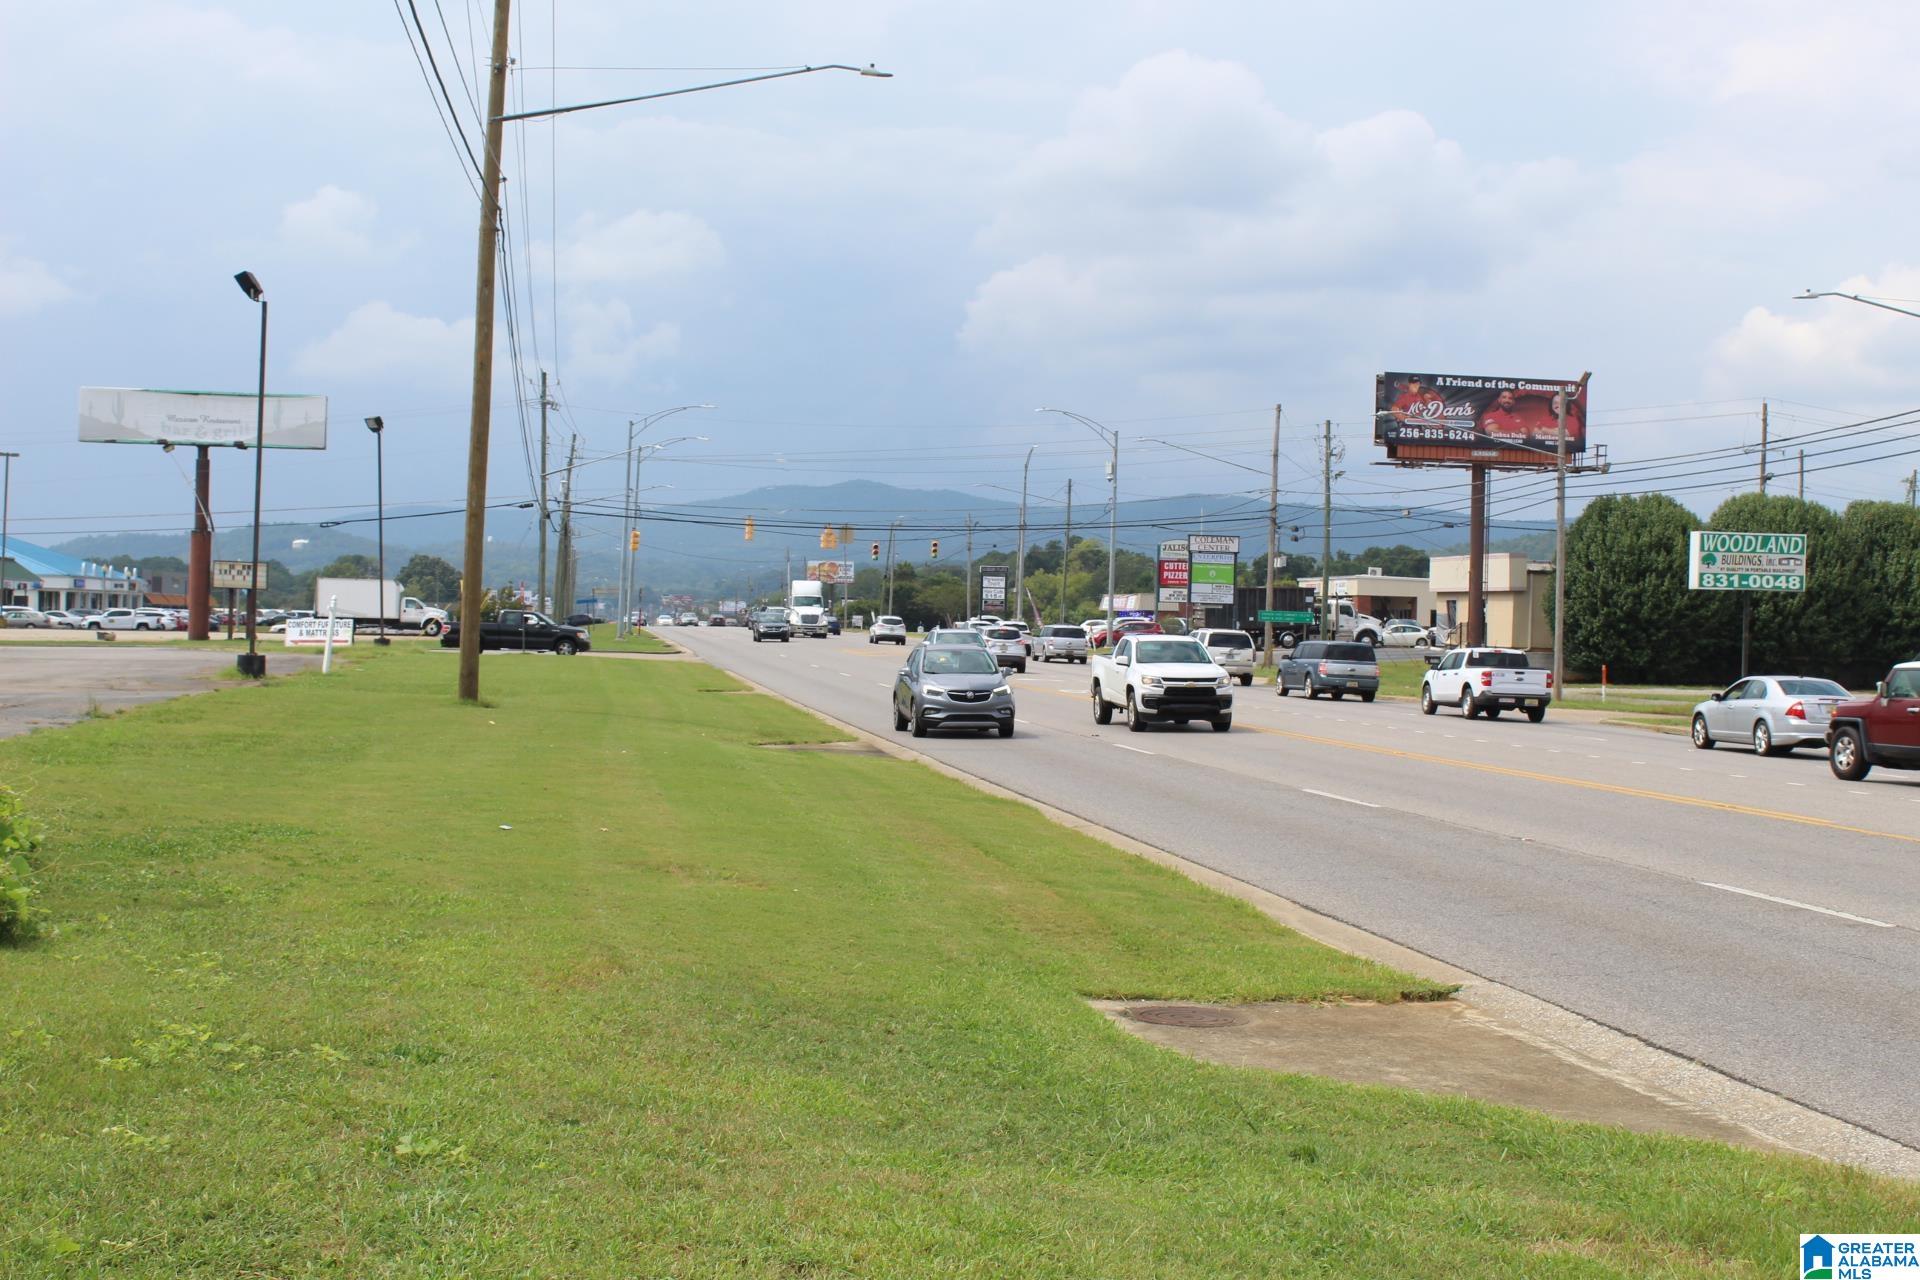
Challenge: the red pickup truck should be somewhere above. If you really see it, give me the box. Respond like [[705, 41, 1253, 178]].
[[1826, 662, 1920, 780]]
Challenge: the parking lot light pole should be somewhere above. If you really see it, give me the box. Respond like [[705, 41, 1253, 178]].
[[365, 416, 388, 644], [234, 270, 268, 679], [0, 450, 17, 609], [1038, 408, 1118, 646]]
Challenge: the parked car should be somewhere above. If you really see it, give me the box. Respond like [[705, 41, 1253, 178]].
[[1380, 620, 1434, 648], [1278, 640, 1381, 701], [564, 613, 597, 627], [438, 609, 590, 655], [749, 609, 792, 642], [1419, 647, 1550, 720], [86, 608, 158, 631], [1088, 617, 1160, 648], [869, 616, 908, 645], [893, 642, 1016, 738], [1034, 623, 1090, 664], [1690, 676, 1852, 755], [1089, 634, 1234, 732], [1, 606, 50, 628], [982, 626, 1029, 673], [1826, 662, 1920, 781], [42, 609, 84, 629], [1192, 628, 1257, 686]]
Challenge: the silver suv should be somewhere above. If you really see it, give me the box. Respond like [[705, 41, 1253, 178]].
[[1192, 628, 1256, 686], [893, 644, 1015, 738]]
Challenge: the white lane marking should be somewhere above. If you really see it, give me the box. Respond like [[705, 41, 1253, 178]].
[[1111, 743, 1156, 756], [1849, 790, 1871, 797], [1300, 788, 1380, 809], [1698, 882, 1894, 928], [1729, 773, 1746, 779], [837, 671, 852, 678], [1786, 781, 1804, 786], [1631, 761, 1646, 765]]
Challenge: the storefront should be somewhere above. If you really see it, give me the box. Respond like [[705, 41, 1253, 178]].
[[0, 538, 145, 613]]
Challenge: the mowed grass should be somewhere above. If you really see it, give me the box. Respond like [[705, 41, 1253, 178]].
[[584, 622, 680, 653], [2, 651, 1914, 1276]]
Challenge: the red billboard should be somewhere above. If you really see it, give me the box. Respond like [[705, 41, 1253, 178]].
[[1375, 372, 1588, 465]]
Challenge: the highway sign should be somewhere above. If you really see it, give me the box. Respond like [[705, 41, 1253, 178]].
[[1258, 609, 1314, 624], [1686, 531, 1807, 592]]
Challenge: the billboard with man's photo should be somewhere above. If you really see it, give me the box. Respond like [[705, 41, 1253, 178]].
[[1374, 373, 1588, 463]]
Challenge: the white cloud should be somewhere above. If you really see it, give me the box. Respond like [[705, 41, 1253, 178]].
[[1709, 266, 1920, 396], [564, 299, 680, 382], [280, 185, 378, 258], [294, 301, 473, 383], [0, 246, 74, 319], [556, 209, 725, 286], [960, 52, 1586, 370]]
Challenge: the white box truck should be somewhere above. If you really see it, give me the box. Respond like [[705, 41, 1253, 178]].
[[313, 577, 450, 635]]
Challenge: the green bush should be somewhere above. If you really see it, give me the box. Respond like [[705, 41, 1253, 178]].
[[0, 786, 45, 944]]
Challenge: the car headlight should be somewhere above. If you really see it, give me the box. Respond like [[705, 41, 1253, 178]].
[[1141, 674, 1163, 687], [1216, 676, 1232, 688], [923, 685, 947, 697], [993, 684, 1011, 696]]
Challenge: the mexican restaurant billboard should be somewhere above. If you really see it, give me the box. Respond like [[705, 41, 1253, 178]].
[[1375, 372, 1588, 465]]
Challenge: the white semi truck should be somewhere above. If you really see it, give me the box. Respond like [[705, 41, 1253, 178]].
[[787, 580, 830, 637], [313, 577, 450, 635]]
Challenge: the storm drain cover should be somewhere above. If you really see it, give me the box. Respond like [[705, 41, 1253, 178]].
[[1125, 1005, 1246, 1029]]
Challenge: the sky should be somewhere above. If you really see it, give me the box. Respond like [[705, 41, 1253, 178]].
[[5, 0, 1920, 563]]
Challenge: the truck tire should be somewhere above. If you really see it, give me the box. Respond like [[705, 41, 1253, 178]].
[[1420, 684, 1436, 715], [1127, 690, 1148, 732], [1239, 673, 1253, 687], [1360, 690, 1376, 703], [1691, 714, 1714, 749], [1093, 684, 1113, 725], [423, 619, 443, 636], [1485, 707, 1502, 719], [554, 639, 578, 656], [1212, 716, 1232, 732], [1460, 688, 1479, 718], [1525, 706, 1547, 723], [1829, 727, 1871, 780], [1279, 629, 1298, 649]]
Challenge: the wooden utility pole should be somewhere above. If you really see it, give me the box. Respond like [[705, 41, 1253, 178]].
[[1321, 419, 1335, 640], [1905, 468, 1917, 507], [1758, 401, 1769, 494], [1059, 478, 1072, 626], [187, 446, 212, 640], [1552, 372, 1593, 700], [553, 436, 578, 616], [1263, 403, 1281, 666], [456, 0, 513, 701], [964, 515, 975, 617], [1799, 451, 1806, 500], [536, 369, 549, 613]]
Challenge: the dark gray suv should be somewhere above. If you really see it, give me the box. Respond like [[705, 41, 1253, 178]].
[[1276, 640, 1381, 701], [893, 645, 1015, 738]]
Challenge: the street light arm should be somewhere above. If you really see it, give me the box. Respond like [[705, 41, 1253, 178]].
[[1794, 290, 1920, 321], [498, 64, 891, 123]]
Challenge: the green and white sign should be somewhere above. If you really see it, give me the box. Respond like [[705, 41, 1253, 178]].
[[1686, 530, 1807, 592]]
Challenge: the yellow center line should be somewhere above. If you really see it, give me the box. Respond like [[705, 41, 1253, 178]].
[[1038, 687, 1920, 846]]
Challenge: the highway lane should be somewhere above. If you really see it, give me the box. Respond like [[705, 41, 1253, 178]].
[[669, 626, 1920, 1149]]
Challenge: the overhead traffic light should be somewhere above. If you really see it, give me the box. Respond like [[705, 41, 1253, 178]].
[[629, 529, 640, 552], [930, 539, 940, 559], [870, 541, 880, 561], [820, 525, 838, 549], [743, 517, 755, 541]]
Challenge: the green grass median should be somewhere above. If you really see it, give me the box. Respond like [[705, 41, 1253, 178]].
[[584, 622, 679, 653], [1, 648, 1911, 1275]]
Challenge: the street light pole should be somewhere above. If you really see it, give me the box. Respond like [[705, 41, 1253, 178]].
[[0, 451, 16, 609], [233, 270, 268, 678], [1038, 408, 1118, 644], [365, 416, 388, 644]]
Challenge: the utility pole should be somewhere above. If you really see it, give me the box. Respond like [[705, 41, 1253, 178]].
[[617, 415, 637, 635], [456, 0, 512, 702], [553, 436, 577, 617], [884, 520, 898, 615], [1320, 419, 1337, 640], [1552, 372, 1593, 702], [964, 515, 976, 617], [0, 451, 16, 610], [1014, 446, 1034, 625], [1799, 451, 1806, 501], [1059, 478, 1072, 625], [1263, 403, 1281, 667], [1905, 468, 1917, 507], [536, 370, 549, 614], [1758, 401, 1769, 494]]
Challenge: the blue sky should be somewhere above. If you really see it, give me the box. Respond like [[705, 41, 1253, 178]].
[[5, 0, 1918, 553]]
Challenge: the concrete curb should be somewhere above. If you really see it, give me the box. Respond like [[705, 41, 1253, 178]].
[[709, 657, 1920, 1181]]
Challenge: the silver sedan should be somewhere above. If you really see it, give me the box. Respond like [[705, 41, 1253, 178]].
[[1690, 675, 1852, 755]]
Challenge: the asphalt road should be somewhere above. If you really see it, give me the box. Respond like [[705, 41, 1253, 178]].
[[0, 646, 314, 738], [670, 625, 1920, 1150]]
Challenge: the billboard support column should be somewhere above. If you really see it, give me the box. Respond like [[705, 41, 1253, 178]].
[[188, 445, 212, 640], [1552, 372, 1592, 699], [1467, 464, 1487, 648]]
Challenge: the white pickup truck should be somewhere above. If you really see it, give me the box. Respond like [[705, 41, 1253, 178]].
[[1420, 647, 1552, 722], [1090, 634, 1236, 732]]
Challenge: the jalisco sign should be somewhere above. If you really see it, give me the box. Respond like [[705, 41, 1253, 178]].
[[1374, 372, 1588, 464], [1686, 531, 1807, 592], [79, 387, 329, 450]]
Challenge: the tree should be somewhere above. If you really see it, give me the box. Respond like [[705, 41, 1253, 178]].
[[1825, 501, 1920, 684], [1559, 493, 1721, 682], [320, 554, 379, 579], [396, 554, 459, 605]]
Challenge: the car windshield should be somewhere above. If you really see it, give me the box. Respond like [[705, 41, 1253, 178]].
[[1326, 643, 1376, 662], [985, 628, 1020, 640], [923, 648, 999, 675], [1778, 679, 1848, 697], [1467, 650, 1530, 668], [878, 617, 902, 625], [928, 630, 984, 645], [1133, 639, 1210, 664], [1043, 626, 1085, 638], [1204, 632, 1252, 649]]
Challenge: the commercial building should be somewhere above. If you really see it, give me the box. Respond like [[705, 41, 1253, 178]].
[[1428, 553, 1552, 652], [1324, 572, 1435, 626], [0, 538, 146, 613]]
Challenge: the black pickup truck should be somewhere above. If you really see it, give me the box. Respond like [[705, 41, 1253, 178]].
[[439, 609, 591, 655]]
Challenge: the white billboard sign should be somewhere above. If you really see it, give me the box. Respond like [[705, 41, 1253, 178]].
[[211, 560, 268, 591], [1188, 533, 1241, 555], [79, 387, 329, 450], [979, 569, 1008, 607], [1686, 531, 1807, 592]]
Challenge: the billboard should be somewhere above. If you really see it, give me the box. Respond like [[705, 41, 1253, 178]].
[[1687, 531, 1807, 592], [806, 559, 855, 585], [979, 567, 1008, 608], [1374, 373, 1587, 465], [210, 560, 268, 591], [1188, 533, 1238, 606], [79, 387, 329, 450]]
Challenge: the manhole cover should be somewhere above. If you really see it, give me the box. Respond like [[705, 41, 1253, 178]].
[[1125, 1005, 1246, 1028]]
